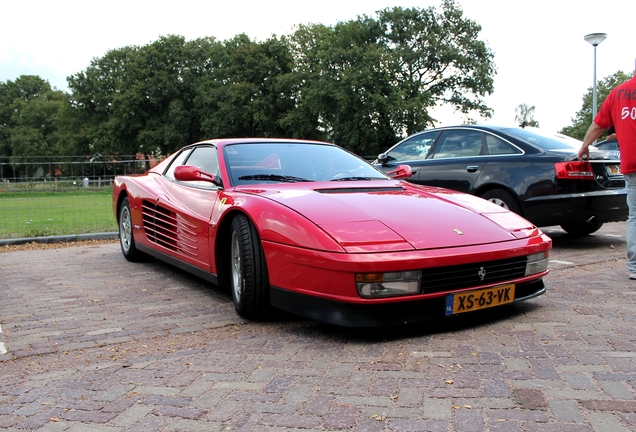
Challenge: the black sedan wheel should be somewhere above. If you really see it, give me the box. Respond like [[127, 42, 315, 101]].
[[481, 189, 522, 215], [118, 197, 146, 262], [230, 214, 270, 319], [560, 221, 604, 236]]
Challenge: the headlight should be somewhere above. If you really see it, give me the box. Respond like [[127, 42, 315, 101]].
[[526, 251, 549, 276], [356, 271, 422, 298]]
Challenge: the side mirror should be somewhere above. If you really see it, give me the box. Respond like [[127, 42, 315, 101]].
[[174, 165, 223, 188], [387, 164, 413, 179], [377, 153, 389, 164]]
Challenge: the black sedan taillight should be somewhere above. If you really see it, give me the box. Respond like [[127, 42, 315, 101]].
[[554, 161, 594, 180]]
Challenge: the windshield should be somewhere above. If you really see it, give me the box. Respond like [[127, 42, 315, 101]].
[[501, 127, 583, 150], [224, 142, 389, 186]]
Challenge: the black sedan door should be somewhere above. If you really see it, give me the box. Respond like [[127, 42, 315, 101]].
[[411, 129, 487, 193]]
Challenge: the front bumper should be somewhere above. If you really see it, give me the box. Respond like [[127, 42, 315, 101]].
[[270, 279, 546, 327]]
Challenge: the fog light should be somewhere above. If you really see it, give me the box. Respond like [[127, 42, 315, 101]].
[[356, 271, 421, 298], [526, 251, 549, 276]]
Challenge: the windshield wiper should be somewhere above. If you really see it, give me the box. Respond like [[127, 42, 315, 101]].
[[238, 174, 313, 183], [330, 176, 375, 181]]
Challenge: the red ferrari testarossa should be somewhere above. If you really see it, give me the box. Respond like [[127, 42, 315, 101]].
[[113, 138, 551, 326]]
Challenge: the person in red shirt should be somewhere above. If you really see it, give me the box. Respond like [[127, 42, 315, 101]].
[[579, 61, 636, 278]]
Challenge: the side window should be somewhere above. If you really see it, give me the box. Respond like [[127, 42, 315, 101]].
[[164, 149, 192, 181], [387, 132, 439, 162], [432, 130, 483, 159], [185, 146, 219, 175], [178, 146, 220, 188], [485, 135, 521, 155]]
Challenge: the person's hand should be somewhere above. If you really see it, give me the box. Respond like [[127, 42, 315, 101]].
[[578, 145, 589, 161]]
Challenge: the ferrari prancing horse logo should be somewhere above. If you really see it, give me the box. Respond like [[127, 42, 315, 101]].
[[218, 197, 227, 211], [478, 266, 486, 281]]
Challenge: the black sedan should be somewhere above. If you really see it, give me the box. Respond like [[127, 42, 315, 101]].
[[374, 125, 627, 236]]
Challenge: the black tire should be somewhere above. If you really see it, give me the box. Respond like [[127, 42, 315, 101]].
[[560, 221, 604, 236], [230, 214, 270, 319], [480, 189, 523, 215], [118, 197, 147, 262]]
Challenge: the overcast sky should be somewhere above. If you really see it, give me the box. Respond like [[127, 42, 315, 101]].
[[2, 0, 635, 134]]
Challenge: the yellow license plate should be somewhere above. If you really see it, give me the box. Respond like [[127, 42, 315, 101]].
[[445, 284, 515, 315], [607, 164, 621, 175]]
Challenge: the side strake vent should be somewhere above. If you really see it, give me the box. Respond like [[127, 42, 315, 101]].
[[316, 187, 404, 194], [142, 200, 199, 257]]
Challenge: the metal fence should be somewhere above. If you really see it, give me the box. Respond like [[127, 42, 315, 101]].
[[0, 155, 161, 190], [0, 156, 164, 240]]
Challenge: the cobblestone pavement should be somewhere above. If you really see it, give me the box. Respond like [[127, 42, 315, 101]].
[[0, 222, 635, 431]]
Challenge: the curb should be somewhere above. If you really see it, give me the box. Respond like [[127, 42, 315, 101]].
[[0, 232, 119, 246]]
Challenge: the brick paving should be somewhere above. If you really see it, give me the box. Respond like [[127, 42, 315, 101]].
[[0, 222, 635, 431]]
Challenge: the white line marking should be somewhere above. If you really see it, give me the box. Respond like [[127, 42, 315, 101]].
[[550, 260, 574, 265], [0, 343, 6, 355]]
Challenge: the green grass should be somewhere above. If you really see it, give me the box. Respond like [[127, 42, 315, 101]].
[[0, 189, 117, 239]]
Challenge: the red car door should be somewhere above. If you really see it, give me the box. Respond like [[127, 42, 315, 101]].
[[152, 146, 220, 272]]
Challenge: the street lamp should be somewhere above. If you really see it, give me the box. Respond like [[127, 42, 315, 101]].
[[584, 33, 607, 120]]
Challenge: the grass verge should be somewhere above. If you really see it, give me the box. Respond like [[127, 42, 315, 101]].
[[0, 189, 116, 238]]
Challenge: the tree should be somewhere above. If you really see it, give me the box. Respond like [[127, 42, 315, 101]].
[[286, 0, 496, 155], [378, 1, 496, 134], [42, 1, 496, 158], [285, 19, 395, 155], [0, 76, 67, 159], [67, 44, 143, 156], [515, 103, 539, 128], [560, 71, 631, 140], [0, 81, 14, 157], [195, 34, 299, 139], [67, 35, 220, 156]]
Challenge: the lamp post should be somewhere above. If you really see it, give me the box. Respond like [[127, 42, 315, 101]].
[[584, 33, 607, 120]]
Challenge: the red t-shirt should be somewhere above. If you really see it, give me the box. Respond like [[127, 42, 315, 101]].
[[594, 75, 636, 174]]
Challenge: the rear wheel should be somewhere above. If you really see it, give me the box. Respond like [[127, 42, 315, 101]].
[[560, 221, 604, 236], [230, 214, 270, 319], [480, 189, 522, 215], [118, 197, 147, 262]]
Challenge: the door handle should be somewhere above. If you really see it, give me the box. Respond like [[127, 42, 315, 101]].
[[466, 166, 479, 173]]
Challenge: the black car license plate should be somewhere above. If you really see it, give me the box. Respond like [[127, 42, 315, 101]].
[[606, 164, 621, 176]]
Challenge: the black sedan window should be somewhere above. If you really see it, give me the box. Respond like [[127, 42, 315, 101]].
[[485, 134, 521, 155], [432, 130, 483, 159], [386, 132, 439, 162], [594, 140, 619, 151], [503, 128, 582, 150]]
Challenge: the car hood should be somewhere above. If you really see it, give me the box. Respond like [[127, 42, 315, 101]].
[[239, 181, 533, 252]]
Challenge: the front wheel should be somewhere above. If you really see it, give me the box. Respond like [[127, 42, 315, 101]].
[[560, 222, 604, 236], [230, 214, 270, 319], [118, 197, 147, 262]]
